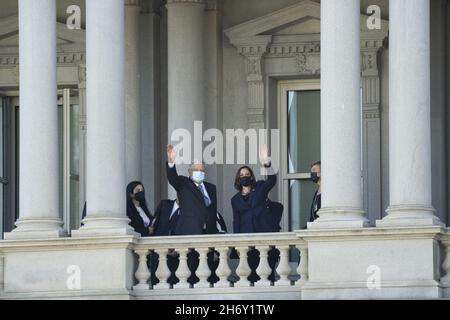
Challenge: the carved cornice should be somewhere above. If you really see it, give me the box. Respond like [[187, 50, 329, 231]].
[[0, 55, 19, 66], [0, 46, 85, 67], [266, 40, 320, 58], [0, 53, 85, 66], [230, 35, 272, 58], [57, 52, 85, 65]]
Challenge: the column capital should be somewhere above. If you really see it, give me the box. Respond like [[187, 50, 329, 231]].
[[229, 35, 272, 58], [77, 64, 86, 88]]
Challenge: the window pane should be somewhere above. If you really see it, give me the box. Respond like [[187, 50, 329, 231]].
[[289, 179, 318, 230], [287, 90, 321, 174]]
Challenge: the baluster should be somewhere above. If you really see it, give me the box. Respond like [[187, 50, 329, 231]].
[[215, 247, 231, 288], [154, 249, 171, 290], [195, 248, 211, 288], [133, 249, 150, 290], [441, 241, 450, 285], [174, 248, 191, 289], [255, 246, 272, 287], [276, 245, 292, 286], [296, 246, 308, 287], [235, 246, 251, 287]]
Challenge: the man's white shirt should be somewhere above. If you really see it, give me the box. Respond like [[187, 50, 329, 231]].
[[135, 206, 151, 228]]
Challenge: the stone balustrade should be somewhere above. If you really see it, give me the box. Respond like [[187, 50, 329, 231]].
[[441, 230, 450, 295], [132, 233, 308, 294]]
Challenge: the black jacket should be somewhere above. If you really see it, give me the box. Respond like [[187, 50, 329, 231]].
[[231, 173, 278, 233], [127, 204, 154, 237], [81, 200, 154, 236], [152, 199, 178, 236], [166, 163, 218, 235], [310, 190, 321, 222]]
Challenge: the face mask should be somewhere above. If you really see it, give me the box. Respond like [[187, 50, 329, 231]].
[[134, 191, 146, 205], [191, 171, 205, 184], [240, 176, 252, 187], [311, 172, 320, 183]]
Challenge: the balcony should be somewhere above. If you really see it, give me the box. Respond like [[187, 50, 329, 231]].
[[132, 232, 307, 300], [0, 227, 449, 300]]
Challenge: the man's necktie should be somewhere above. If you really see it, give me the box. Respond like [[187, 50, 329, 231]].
[[198, 184, 211, 207], [168, 208, 180, 235]]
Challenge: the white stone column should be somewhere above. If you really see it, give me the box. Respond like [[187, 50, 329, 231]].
[[125, 0, 142, 182], [5, 0, 65, 240], [308, 0, 368, 229], [166, 0, 205, 178], [72, 0, 136, 237], [140, 0, 161, 210], [377, 0, 443, 227]]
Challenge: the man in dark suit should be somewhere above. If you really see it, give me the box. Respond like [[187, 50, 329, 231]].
[[152, 198, 180, 236], [166, 144, 218, 235]]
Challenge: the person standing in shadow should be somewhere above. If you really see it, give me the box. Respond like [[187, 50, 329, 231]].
[[309, 161, 321, 223]]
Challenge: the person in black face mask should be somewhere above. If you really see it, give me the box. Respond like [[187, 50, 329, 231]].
[[126, 181, 155, 237], [230, 145, 280, 283], [231, 144, 279, 234], [309, 161, 321, 222]]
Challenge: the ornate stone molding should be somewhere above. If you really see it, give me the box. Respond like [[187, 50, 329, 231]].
[[0, 50, 85, 67], [0, 55, 19, 66], [361, 51, 378, 76], [78, 64, 86, 88], [295, 53, 320, 75], [361, 44, 383, 119], [229, 36, 272, 129], [224, 0, 389, 130], [267, 41, 320, 57]]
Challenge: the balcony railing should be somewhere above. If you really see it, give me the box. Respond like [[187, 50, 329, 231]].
[[131, 232, 308, 298]]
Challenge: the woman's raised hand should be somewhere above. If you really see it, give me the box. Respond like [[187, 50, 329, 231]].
[[259, 144, 271, 165]]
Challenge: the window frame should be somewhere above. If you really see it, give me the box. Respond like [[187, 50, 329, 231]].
[[278, 79, 321, 231]]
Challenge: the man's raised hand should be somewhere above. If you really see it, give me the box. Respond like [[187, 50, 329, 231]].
[[167, 144, 176, 163]]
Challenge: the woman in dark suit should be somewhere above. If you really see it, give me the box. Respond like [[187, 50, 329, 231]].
[[230, 145, 279, 283], [126, 181, 154, 237], [231, 145, 277, 233]]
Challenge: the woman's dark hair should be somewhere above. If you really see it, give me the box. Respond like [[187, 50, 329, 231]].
[[234, 166, 256, 191], [126, 181, 152, 218]]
